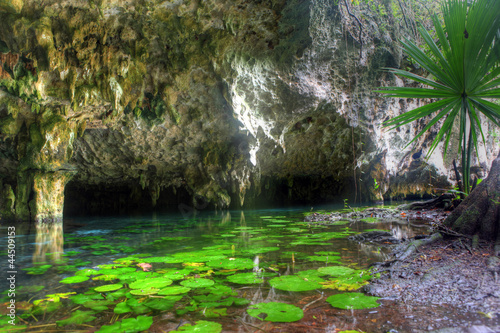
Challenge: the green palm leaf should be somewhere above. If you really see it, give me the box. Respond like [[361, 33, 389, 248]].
[[377, 0, 500, 195]]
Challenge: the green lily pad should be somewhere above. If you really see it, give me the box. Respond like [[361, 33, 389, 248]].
[[180, 278, 215, 288], [162, 269, 193, 280], [317, 266, 356, 277], [158, 286, 192, 295], [70, 293, 104, 305], [98, 267, 136, 275], [269, 275, 322, 291], [129, 288, 161, 296], [22, 264, 52, 275], [206, 258, 254, 270], [326, 292, 380, 309], [247, 302, 303, 322], [92, 274, 119, 281], [17, 285, 45, 294], [60, 275, 90, 284], [75, 269, 100, 276], [241, 247, 280, 255], [95, 284, 123, 292], [306, 255, 342, 263], [129, 278, 173, 290], [144, 296, 182, 311], [226, 273, 264, 284], [360, 217, 380, 223], [171, 320, 222, 333], [321, 270, 374, 291], [114, 302, 133, 314], [56, 310, 96, 326], [96, 315, 153, 333]]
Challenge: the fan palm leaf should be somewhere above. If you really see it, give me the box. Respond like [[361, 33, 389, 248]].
[[375, 0, 500, 194]]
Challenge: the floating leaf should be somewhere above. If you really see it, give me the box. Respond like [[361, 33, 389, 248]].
[[162, 269, 193, 281], [158, 286, 191, 295], [306, 255, 341, 263], [269, 275, 322, 291], [60, 275, 90, 284], [17, 285, 45, 294], [97, 267, 136, 275], [96, 315, 153, 333], [56, 310, 96, 326], [129, 288, 161, 296], [22, 264, 52, 275], [70, 293, 104, 305], [247, 302, 303, 322], [144, 296, 182, 311], [129, 278, 173, 290], [226, 273, 264, 285], [206, 258, 254, 270], [75, 269, 100, 276], [360, 217, 380, 223], [171, 320, 222, 333], [114, 302, 133, 314], [92, 274, 119, 281], [318, 266, 356, 277], [180, 278, 215, 288], [95, 284, 123, 292], [241, 247, 280, 255], [326, 292, 380, 309]]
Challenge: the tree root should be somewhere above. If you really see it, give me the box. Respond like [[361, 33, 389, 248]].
[[395, 233, 443, 262]]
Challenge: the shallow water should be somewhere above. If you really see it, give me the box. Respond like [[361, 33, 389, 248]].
[[0, 206, 495, 332]]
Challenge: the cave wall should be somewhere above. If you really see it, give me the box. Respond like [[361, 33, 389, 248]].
[[0, 0, 498, 220]]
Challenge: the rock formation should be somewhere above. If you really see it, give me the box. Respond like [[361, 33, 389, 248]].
[[0, 0, 498, 221]]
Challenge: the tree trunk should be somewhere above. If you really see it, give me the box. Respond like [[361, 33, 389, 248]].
[[444, 151, 500, 241]]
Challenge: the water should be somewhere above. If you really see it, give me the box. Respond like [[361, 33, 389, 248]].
[[0, 206, 491, 332]]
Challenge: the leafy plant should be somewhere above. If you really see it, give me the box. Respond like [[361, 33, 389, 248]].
[[376, 0, 500, 195]]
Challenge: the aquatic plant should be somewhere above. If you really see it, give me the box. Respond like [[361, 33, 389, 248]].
[[171, 320, 222, 332], [247, 302, 304, 322], [269, 275, 323, 291], [326, 292, 380, 309]]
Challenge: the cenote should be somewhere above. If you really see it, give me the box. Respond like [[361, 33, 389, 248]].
[[0, 204, 492, 332]]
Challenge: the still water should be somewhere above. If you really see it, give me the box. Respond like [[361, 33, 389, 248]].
[[0, 206, 487, 332]]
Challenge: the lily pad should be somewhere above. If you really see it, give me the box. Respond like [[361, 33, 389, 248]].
[[95, 284, 123, 292], [306, 255, 341, 263], [158, 286, 192, 295], [129, 288, 161, 296], [144, 296, 182, 311], [226, 273, 264, 284], [247, 302, 303, 322], [60, 275, 90, 284], [326, 292, 380, 309], [269, 275, 322, 291], [206, 258, 254, 270], [56, 310, 96, 326], [317, 266, 356, 277], [241, 247, 280, 255], [129, 278, 173, 290], [75, 269, 100, 276], [96, 315, 153, 333], [22, 264, 52, 275], [180, 278, 215, 288], [171, 320, 222, 333]]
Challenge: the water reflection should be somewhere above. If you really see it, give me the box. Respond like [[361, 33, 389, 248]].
[[33, 223, 63, 264]]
